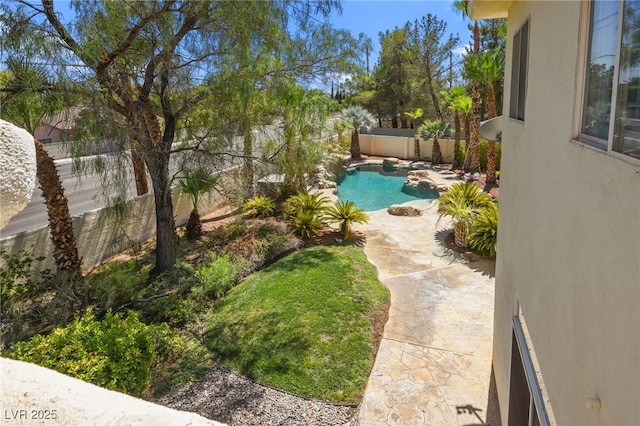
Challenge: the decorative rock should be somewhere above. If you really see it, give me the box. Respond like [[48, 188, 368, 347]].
[[404, 170, 447, 192], [0, 120, 36, 229], [388, 205, 423, 217], [383, 157, 400, 168]]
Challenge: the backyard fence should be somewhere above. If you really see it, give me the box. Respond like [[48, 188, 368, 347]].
[[358, 133, 458, 163]]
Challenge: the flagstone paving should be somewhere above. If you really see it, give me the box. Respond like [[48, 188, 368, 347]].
[[354, 167, 497, 425]]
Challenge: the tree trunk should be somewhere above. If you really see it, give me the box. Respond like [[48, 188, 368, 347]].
[[350, 131, 361, 159], [243, 127, 254, 200], [467, 81, 481, 173], [150, 160, 177, 273], [34, 139, 82, 277], [452, 113, 461, 170], [185, 209, 201, 240], [431, 137, 442, 166], [131, 150, 149, 195], [414, 137, 421, 161], [486, 82, 498, 184], [463, 114, 471, 171]]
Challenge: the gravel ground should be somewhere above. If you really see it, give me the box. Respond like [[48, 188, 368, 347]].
[[156, 365, 359, 426]]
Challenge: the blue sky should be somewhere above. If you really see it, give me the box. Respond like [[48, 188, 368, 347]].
[[330, 0, 471, 66]]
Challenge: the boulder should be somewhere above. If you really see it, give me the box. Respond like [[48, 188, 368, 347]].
[[403, 170, 447, 192], [0, 120, 36, 229], [387, 205, 423, 217], [382, 157, 400, 168]]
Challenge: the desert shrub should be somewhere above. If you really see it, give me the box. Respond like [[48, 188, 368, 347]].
[[194, 253, 238, 300], [222, 221, 249, 241], [0, 250, 49, 298], [148, 324, 213, 397], [87, 261, 149, 310], [9, 309, 154, 396], [150, 261, 201, 296], [255, 233, 290, 259], [142, 296, 201, 328], [243, 195, 276, 218], [469, 202, 499, 257]]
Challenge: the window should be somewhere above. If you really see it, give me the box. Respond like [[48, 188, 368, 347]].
[[580, 0, 640, 160], [510, 20, 529, 121]]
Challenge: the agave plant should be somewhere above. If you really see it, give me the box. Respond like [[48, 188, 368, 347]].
[[468, 202, 499, 257], [243, 195, 276, 218], [437, 182, 494, 247], [324, 200, 369, 240], [179, 168, 219, 239]]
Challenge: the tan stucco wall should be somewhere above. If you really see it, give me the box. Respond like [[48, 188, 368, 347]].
[[359, 134, 457, 163], [495, 1, 640, 424], [0, 175, 236, 274]]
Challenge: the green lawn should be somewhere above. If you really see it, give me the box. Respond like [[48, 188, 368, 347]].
[[204, 245, 389, 403]]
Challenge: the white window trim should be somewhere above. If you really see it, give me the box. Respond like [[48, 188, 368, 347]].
[[573, 0, 640, 165], [509, 18, 530, 123]]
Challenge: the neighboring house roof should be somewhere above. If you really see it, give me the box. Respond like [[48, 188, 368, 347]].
[[41, 106, 86, 132], [467, 0, 511, 20]]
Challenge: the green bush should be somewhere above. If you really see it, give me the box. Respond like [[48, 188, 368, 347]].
[[255, 233, 290, 259], [469, 202, 499, 257], [87, 261, 149, 310], [243, 195, 276, 218], [222, 221, 249, 241], [194, 253, 238, 299], [284, 192, 329, 237], [0, 250, 50, 299], [143, 296, 200, 328], [9, 309, 155, 396]]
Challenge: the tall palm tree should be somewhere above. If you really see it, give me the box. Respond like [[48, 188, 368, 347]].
[[1, 60, 82, 278], [404, 108, 424, 161], [455, 0, 482, 173], [339, 106, 375, 159], [179, 168, 219, 240], [441, 86, 466, 169], [419, 120, 451, 167], [454, 94, 473, 170], [480, 50, 505, 184]]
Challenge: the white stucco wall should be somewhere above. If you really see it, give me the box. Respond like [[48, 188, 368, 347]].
[[0, 120, 36, 229], [494, 1, 640, 424], [358, 134, 457, 163]]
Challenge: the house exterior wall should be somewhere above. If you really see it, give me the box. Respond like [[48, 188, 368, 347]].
[[492, 1, 640, 424]]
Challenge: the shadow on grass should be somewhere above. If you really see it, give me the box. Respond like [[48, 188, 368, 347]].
[[204, 306, 311, 381], [265, 246, 338, 272]]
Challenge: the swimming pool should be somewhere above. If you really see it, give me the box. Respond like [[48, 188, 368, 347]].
[[336, 165, 438, 211]]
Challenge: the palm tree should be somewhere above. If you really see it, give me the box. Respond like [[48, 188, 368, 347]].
[[437, 182, 494, 247], [455, 0, 482, 173], [454, 94, 473, 170], [441, 86, 466, 169], [1, 60, 82, 278], [325, 201, 369, 240], [35, 139, 83, 278], [419, 120, 451, 167], [480, 50, 505, 183], [339, 106, 375, 159], [404, 108, 424, 161], [179, 168, 219, 240]]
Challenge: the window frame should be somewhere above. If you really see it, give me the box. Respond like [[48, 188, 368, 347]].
[[574, 0, 640, 164], [509, 19, 530, 122]]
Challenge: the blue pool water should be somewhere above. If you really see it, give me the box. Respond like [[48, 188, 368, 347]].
[[336, 165, 438, 212]]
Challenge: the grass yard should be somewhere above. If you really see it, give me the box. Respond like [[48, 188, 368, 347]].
[[204, 245, 389, 403]]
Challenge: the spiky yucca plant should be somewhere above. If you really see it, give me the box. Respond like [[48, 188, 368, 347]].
[[469, 202, 499, 257], [324, 201, 369, 240], [437, 182, 494, 247]]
